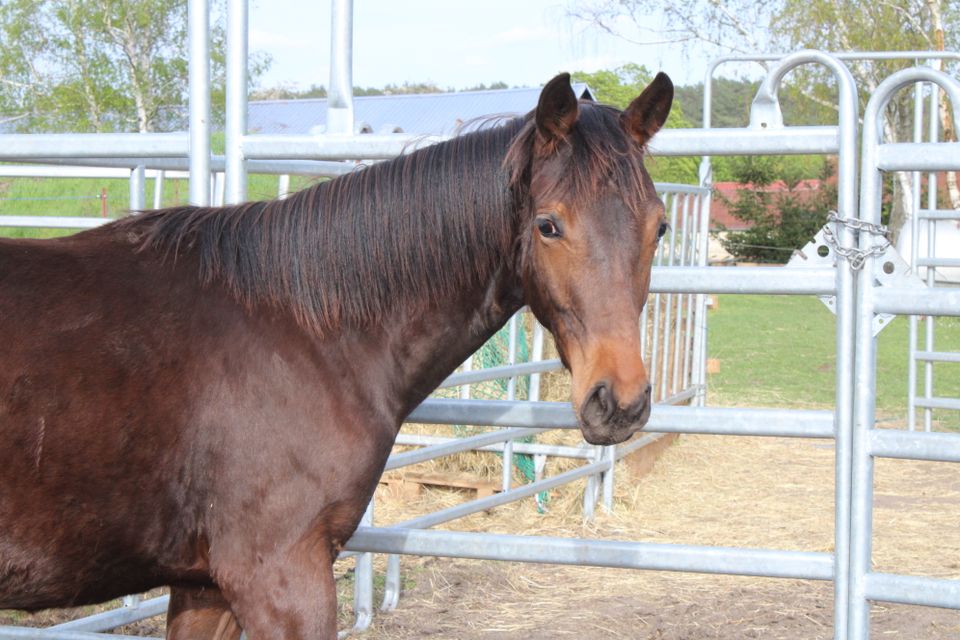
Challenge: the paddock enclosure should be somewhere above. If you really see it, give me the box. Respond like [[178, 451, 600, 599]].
[[1, 0, 959, 638]]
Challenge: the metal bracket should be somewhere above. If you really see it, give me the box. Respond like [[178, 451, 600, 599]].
[[788, 223, 925, 335]]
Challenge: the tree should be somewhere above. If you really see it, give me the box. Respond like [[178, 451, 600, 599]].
[[570, 0, 960, 242], [716, 157, 837, 263], [0, 0, 269, 133], [773, 0, 960, 240], [573, 63, 700, 183]]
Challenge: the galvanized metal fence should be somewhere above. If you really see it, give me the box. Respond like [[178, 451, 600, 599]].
[[0, 0, 958, 637]]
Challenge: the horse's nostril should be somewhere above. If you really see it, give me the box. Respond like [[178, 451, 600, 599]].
[[584, 382, 615, 423]]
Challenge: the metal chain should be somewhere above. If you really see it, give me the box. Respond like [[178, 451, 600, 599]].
[[822, 211, 891, 271]]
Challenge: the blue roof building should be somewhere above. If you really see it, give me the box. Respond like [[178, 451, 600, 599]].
[[247, 83, 595, 136]]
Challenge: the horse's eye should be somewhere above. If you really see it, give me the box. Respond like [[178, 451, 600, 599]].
[[657, 221, 669, 240], [537, 217, 561, 239]]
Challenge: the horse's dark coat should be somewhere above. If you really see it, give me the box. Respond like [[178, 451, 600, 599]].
[[0, 73, 673, 639]]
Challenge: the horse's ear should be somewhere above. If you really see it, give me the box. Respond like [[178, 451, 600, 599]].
[[535, 73, 579, 150], [621, 72, 673, 146]]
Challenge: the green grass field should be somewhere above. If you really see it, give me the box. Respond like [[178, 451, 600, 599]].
[[0, 173, 320, 239], [707, 294, 960, 431]]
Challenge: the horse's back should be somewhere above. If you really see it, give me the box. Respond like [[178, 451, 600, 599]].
[[0, 228, 210, 607]]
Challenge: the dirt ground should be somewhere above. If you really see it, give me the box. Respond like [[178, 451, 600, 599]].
[[342, 432, 960, 639], [3, 433, 958, 638]]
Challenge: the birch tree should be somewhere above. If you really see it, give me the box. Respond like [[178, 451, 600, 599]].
[[0, 0, 266, 133]]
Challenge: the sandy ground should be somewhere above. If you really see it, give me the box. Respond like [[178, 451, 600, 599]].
[[343, 433, 960, 639]]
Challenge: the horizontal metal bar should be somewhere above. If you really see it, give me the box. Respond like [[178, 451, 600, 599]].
[[242, 127, 838, 161], [869, 429, 960, 463], [0, 628, 156, 640], [0, 216, 113, 229], [385, 427, 545, 471], [50, 596, 169, 632], [914, 397, 960, 410], [864, 572, 960, 609], [652, 126, 839, 156], [407, 400, 835, 439], [654, 182, 711, 195], [918, 209, 960, 220], [345, 528, 834, 580], [915, 350, 960, 363], [651, 267, 836, 295], [877, 143, 960, 171], [386, 458, 612, 532], [0, 165, 133, 179], [653, 405, 835, 438], [241, 134, 447, 160], [873, 288, 960, 316], [439, 359, 563, 388], [25, 156, 359, 177], [0, 134, 188, 159], [407, 399, 576, 429], [394, 433, 593, 459], [916, 257, 960, 268]]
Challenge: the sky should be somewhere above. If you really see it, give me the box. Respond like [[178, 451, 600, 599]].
[[247, 0, 714, 93]]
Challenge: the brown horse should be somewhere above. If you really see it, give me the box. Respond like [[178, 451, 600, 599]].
[[0, 72, 672, 639]]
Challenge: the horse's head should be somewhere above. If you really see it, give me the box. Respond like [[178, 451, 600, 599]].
[[511, 72, 673, 445]]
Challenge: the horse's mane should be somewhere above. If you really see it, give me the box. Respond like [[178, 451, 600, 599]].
[[117, 102, 649, 337]]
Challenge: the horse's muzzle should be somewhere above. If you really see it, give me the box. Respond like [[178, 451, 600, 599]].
[[577, 381, 652, 445]]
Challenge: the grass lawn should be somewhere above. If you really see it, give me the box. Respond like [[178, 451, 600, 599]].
[[707, 294, 960, 431], [0, 173, 321, 239]]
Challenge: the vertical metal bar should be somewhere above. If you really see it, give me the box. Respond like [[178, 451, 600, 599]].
[[671, 194, 692, 395], [649, 190, 669, 397], [502, 314, 518, 492], [380, 553, 402, 612], [582, 446, 600, 521], [224, 0, 248, 204], [923, 83, 939, 433], [129, 165, 146, 212], [529, 320, 545, 402], [327, 0, 355, 135], [692, 176, 712, 407], [907, 82, 924, 431], [601, 445, 616, 511], [213, 172, 225, 207], [506, 314, 519, 400], [829, 66, 858, 640], [659, 193, 680, 400], [459, 354, 473, 400], [188, 0, 210, 206], [351, 501, 374, 632], [277, 174, 292, 200], [152, 170, 165, 209], [681, 192, 701, 391]]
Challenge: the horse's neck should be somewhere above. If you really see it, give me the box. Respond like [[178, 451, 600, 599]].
[[381, 264, 524, 423]]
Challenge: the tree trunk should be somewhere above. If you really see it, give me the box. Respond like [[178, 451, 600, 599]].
[[925, 0, 960, 209]]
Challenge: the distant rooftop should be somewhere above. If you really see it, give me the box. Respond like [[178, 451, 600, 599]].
[[248, 82, 595, 137]]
